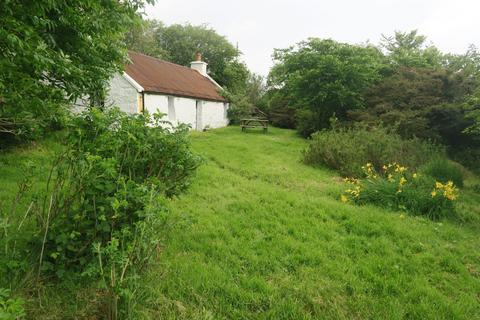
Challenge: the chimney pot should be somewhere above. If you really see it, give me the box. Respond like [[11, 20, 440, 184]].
[[191, 53, 208, 76]]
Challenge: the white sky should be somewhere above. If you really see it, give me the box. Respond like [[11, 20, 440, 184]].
[[145, 0, 480, 76]]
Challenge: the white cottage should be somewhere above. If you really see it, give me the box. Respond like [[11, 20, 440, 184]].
[[106, 51, 229, 130]]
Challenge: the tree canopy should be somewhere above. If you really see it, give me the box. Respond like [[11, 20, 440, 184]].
[[264, 30, 480, 171], [126, 21, 250, 93], [0, 0, 152, 142], [268, 38, 385, 136]]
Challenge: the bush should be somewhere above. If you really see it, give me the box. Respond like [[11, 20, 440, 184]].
[[28, 108, 201, 317], [420, 158, 464, 188], [37, 108, 201, 275], [341, 163, 459, 220], [303, 125, 443, 177], [451, 147, 480, 174]]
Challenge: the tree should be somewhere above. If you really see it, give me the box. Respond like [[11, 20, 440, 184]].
[[0, 0, 152, 143], [268, 38, 385, 136], [126, 21, 251, 93], [125, 19, 169, 59], [381, 30, 443, 68]]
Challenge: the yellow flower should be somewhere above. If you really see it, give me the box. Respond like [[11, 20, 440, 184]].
[[431, 190, 437, 198], [399, 177, 407, 185], [382, 165, 388, 171], [387, 174, 394, 182], [341, 195, 348, 203], [412, 173, 418, 179]]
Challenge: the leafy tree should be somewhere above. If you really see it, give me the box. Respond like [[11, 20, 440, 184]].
[[126, 21, 251, 93], [381, 30, 443, 68], [268, 38, 385, 136], [124, 19, 169, 59], [246, 73, 267, 107], [157, 23, 239, 80], [0, 0, 152, 143]]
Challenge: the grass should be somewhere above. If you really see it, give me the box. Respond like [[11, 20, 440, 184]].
[[1, 126, 480, 319]]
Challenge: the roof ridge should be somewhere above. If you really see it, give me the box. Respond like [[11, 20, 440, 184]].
[[128, 50, 205, 74]]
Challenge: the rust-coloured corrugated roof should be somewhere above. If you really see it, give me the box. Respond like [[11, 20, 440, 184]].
[[125, 51, 226, 102]]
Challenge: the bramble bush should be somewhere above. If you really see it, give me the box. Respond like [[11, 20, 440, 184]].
[[303, 124, 442, 177], [341, 163, 459, 220]]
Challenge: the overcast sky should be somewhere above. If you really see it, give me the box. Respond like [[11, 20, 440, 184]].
[[145, 0, 480, 76]]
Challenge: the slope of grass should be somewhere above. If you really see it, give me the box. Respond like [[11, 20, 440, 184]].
[[135, 126, 480, 319], [1, 127, 479, 319]]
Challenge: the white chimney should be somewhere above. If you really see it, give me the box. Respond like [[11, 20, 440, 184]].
[[190, 52, 208, 76]]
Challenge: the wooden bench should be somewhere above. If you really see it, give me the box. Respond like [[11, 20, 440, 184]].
[[240, 118, 268, 133]]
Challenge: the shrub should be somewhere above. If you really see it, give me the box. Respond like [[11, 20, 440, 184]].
[[341, 163, 459, 220], [420, 158, 464, 188], [303, 125, 443, 177], [37, 108, 201, 276], [451, 147, 480, 174], [23, 108, 202, 317]]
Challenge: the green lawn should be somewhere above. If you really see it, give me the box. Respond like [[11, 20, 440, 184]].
[[1, 126, 480, 319], [142, 127, 480, 319]]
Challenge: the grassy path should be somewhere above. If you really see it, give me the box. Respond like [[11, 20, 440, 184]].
[[142, 127, 480, 319]]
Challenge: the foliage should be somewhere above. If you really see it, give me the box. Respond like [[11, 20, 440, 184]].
[[0, 288, 25, 320], [126, 21, 248, 91], [259, 89, 296, 129], [37, 108, 200, 278], [124, 19, 169, 59], [245, 73, 267, 108], [380, 30, 444, 68], [420, 158, 464, 188], [268, 38, 385, 136], [0, 0, 152, 143], [351, 67, 477, 144], [341, 163, 458, 220], [1, 126, 479, 318], [303, 124, 442, 177], [2, 108, 199, 318], [222, 90, 253, 123]]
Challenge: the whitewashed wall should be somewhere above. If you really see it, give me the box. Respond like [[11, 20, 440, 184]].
[[106, 73, 138, 114], [144, 93, 169, 118], [202, 101, 229, 129], [106, 76, 229, 131], [172, 96, 197, 129]]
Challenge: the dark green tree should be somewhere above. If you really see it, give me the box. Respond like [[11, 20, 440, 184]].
[[268, 38, 385, 136], [0, 0, 153, 143]]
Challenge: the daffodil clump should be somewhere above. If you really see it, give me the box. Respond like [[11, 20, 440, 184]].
[[341, 163, 459, 220]]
